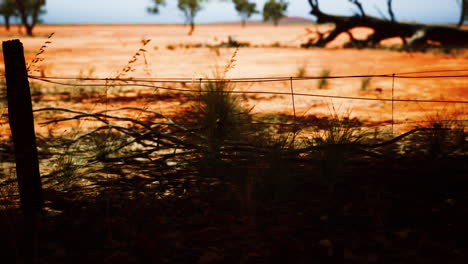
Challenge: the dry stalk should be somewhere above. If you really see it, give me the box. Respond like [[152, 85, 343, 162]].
[[223, 47, 239, 76], [115, 39, 152, 80], [27, 32, 54, 74]]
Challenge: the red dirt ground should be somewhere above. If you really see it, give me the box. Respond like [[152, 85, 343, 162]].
[[0, 24, 466, 134]]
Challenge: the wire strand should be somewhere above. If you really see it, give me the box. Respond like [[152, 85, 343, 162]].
[[26, 69, 468, 83], [28, 76, 468, 104]]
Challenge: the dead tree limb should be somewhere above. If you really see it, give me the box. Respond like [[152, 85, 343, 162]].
[[303, 0, 468, 50], [387, 0, 395, 22]]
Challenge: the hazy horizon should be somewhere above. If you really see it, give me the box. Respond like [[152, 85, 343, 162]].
[[31, 0, 462, 25]]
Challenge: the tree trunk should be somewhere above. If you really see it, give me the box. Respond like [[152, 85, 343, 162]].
[[4, 16, 11, 31], [15, 0, 43, 36], [26, 25, 34, 36], [188, 22, 195, 36], [242, 19, 246, 27]]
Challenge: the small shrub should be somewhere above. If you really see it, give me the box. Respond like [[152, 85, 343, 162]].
[[361, 77, 372, 91], [296, 65, 307, 78], [270, 42, 281, 48], [318, 69, 330, 89]]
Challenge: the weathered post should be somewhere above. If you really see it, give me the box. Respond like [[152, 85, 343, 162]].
[[3, 39, 43, 214], [3, 39, 43, 263]]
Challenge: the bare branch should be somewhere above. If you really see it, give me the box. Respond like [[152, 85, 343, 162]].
[[458, 0, 467, 28], [307, 0, 321, 15], [387, 0, 396, 22], [373, 4, 390, 21], [348, 0, 366, 16]]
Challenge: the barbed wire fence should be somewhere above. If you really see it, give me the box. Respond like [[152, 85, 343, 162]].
[[0, 69, 466, 149], [24, 69, 468, 131], [0, 40, 467, 262], [0, 66, 467, 204]]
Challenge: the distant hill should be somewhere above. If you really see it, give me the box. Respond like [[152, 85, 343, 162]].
[[281, 16, 316, 25], [212, 16, 315, 26]]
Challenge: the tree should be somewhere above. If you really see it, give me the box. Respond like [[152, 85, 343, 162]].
[[232, 0, 257, 27], [15, 0, 46, 36], [178, 0, 208, 35], [147, 0, 166, 15], [147, 0, 208, 35], [0, 0, 17, 31], [262, 0, 288, 26], [303, 0, 468, 50]]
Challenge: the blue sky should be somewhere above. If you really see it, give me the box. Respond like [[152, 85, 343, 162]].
[[42, 0, 461, 24]]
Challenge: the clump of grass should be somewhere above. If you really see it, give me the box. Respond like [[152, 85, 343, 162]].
[[296, 65, 307, 78], [313, 106, 363, 145], [318, 69, 330, 89], [89, 129, 126, 161], [361, 77, 372, 91], [308, 105, 364, 191], [198, 75, 248, 162], [403, 111, 467, 159], [192, 48, 251, 167], [50, 154, 79, 189]]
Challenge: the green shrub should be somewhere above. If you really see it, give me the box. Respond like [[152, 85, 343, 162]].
[[296, 65, 307, 78], [360, 77, 372, 91], [318, 69, 330, 89]]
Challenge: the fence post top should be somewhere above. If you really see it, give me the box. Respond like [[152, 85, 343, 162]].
[[3, 39, 22, 45]]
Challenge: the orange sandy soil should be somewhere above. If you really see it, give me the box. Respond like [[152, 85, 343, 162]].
[[0, 24, 467, 135]]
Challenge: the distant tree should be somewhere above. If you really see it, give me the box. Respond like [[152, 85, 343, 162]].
[[232, 0, 258, 27], [15, 0, 46, 36], [0, 0, 17, 31], [178, 0, 209, 35], [262, 0, 288, 26], [147, 0, 166, 15], [147, 0, 208, 35]]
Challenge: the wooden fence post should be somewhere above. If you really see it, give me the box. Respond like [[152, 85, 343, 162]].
[[2, 39, 43, 215]]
